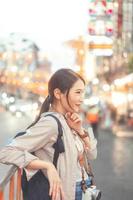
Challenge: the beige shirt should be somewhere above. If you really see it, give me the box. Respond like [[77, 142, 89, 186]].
[[0, 112, 97, 200]]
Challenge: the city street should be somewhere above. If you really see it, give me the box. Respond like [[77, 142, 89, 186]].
[[93, 130, 133, 200], [0, 110, 133, 200]]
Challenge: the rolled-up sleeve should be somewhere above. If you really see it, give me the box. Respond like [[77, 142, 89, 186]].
[[85, 138, 97, 160], [84, 126, 97, 160], [0, 116, 58, 168]]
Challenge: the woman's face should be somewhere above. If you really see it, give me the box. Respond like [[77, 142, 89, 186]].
[[60, 79, 85, 113]]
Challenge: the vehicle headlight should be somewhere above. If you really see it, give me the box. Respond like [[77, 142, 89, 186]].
[[9, 105, 16, 112]]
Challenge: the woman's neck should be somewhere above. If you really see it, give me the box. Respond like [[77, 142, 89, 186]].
[[49, 104, 66, 116]]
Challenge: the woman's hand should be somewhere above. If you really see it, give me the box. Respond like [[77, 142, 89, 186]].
[[26, 160, 64, 200], [47, 163, 65, 200], [65, 112, 83, 134]]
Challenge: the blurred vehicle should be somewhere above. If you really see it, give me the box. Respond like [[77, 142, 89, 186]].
[[83, 95, 102, 139], [8, 99, 38, 117], [0, 92, 15, 110], [86, 104, 101, 139]]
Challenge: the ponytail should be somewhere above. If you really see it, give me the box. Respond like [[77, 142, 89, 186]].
[[27, 95, 51, 129], [39, 95, 51, 114]]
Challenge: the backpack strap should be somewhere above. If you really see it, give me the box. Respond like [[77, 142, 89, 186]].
[[14, 131, 26, 138], [44, 114, 65, 168]]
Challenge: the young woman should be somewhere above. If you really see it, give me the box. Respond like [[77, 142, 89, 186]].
[[0, 68, 97, 200]]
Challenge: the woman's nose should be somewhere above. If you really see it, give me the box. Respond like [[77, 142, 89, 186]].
[[80, 96, 84, 103]]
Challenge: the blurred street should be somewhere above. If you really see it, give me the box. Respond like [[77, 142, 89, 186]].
[[0, 110, 133, 200], [94, 130, 133, 200]]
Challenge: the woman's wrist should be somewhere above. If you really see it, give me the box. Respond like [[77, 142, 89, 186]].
[[45, 162, 54, 171], [77, 128, 89, 139]]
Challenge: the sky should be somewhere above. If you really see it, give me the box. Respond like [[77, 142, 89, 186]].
[[0, 0, 89, 69], [0, 0, 88, 49]]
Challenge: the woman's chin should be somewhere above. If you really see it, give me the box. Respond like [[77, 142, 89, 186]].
[[74, 107, 80, 113], [67, 106, 80, 113]]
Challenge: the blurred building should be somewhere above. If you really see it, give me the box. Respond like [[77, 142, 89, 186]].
[[122, 0, 133, 53], [113, 0, 133, 54], [87, 0, 114, 82], [99, 0, 133, 83], [64, 0, 133, 83], [0, 33, 52, 98]]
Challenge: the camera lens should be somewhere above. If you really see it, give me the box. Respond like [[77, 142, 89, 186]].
[[96, 190, 101, 200]]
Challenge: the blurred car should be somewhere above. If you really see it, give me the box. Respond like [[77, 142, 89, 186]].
[[8, 99, 38, 117], [0, 92, 15, 110]]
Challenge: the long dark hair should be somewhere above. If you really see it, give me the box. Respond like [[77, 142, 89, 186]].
[[27, 68, 85, 129]]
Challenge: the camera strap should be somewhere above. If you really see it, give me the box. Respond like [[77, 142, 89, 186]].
[[78, 154, 88, 192], [78, 152, 95, 192]]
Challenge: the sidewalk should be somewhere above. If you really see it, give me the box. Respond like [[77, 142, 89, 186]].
[[112, 124, 133, 137]]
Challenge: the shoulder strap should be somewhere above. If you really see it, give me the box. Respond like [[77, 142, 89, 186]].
[[44, 114, 65, 168], [44, 114, 63, 138], [14, 131, 26, 138]]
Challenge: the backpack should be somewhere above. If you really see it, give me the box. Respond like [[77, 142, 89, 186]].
[[14, 114, 65, 200]]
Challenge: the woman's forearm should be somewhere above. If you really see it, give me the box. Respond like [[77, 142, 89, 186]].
[[26, 159, 51, 170], [78, 128, 91, 148]]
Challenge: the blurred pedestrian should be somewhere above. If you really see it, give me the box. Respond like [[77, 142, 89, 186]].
[[0, 68, 97, 200], [86, 104, 100, 139]]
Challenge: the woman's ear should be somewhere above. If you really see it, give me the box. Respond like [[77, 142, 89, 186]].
[[53, 88, 61, 100]]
